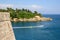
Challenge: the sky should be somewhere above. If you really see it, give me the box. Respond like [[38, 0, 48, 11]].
[[0, 0, 60, 14]]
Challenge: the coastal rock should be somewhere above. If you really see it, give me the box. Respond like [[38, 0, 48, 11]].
[[11, 16, 52, 22], [40, 17, 52, 21]]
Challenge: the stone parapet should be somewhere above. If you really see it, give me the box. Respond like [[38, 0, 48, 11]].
[[0, 12, 16, 40]]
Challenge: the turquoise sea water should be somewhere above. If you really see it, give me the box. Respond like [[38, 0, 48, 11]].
[[12, 14, 60, 40]]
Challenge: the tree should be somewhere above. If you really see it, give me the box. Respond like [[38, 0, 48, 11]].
[[34, 11, 38, 14], [0, 9, 7, 12], [22, 8, 25, 11]]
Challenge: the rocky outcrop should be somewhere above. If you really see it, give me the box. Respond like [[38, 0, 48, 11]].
[[12, 16, 52, 22], [0, 12, 16, 40]]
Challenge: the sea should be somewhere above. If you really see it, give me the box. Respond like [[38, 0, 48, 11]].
[[12, 14, 60, 40]]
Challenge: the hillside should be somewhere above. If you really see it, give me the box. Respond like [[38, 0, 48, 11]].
[[0, 8, 42, 19]]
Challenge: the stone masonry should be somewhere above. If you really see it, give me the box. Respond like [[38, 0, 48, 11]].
[[0, 12, 16, 40]]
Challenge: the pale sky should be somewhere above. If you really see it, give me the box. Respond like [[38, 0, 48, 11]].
[[0, 0, 60, 14]]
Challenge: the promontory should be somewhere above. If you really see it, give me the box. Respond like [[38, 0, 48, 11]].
[[0, 8, 52, 22]]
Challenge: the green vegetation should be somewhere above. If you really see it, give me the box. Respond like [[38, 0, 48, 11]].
[[0, 8, 42, 19]]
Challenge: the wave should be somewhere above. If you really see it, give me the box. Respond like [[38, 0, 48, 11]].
[[13, 25, 44, 29]]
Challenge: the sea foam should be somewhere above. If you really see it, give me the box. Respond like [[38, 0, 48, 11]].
[[13, 25, 44, 29]]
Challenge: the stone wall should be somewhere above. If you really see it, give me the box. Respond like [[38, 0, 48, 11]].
[[0, 12, 16, 40]]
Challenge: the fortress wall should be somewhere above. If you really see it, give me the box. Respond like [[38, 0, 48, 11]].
[[0, 12, 16, 40]]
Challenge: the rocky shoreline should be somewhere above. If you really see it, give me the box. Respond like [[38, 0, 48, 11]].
[[11, 16, 52, 22]]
